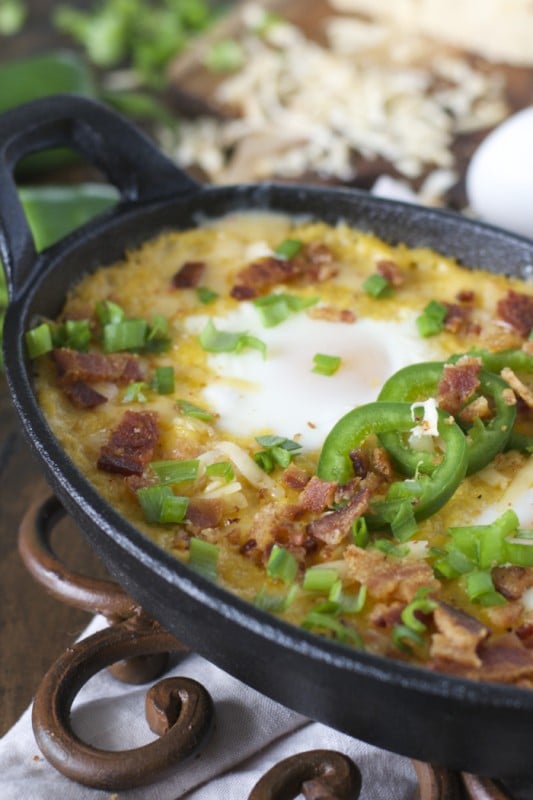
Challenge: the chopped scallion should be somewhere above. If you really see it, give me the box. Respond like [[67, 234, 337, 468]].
[[392, 624, 425, 653], [254, 435, 302, 473], [253, 292, 318, 328], [25, 323, 53, 359], [274, 238, 302, 260], [362, 273, 392, 298], [266, 544, 298, 585], [177, 398, 214, 421], [206, 461, 235, 483], [302, 567, 338, 593], [103, 319, 148, 352], [352, 517, 369, 548], [302, 611, 363, 647], [96, 299, 125, 326], [152, 365, 175, 394], [159, 495, 189, 524], [122, 381, 149, 403], [312, 353, 341, 376], [189, 537, 219, 581], [198, 319, 266, 357], [150, 459, 199, 484], [416, 300, 448, 338], [196, 286, 219, 304], [137, 485, 173, 523]]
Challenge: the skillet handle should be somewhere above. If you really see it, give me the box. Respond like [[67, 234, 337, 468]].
[[0, 93, 200, 298]]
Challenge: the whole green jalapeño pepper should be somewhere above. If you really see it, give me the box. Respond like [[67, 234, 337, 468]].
[[377, 361, 516, 475], [316, 401, 468, 525]]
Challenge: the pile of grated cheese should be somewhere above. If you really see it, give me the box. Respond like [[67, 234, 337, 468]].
[[160, 2, 510, 200]]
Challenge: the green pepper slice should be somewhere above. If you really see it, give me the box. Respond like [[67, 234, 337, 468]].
[[316, 401, 467, 525], [377, 362, 516, 475]]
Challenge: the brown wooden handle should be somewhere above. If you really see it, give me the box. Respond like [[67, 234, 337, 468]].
[[18, 494, 135, 618], [247, 749, 362, 800], [32, 614, 210, 790]]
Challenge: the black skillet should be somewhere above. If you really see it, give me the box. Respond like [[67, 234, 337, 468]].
[[1, 95, 533, 780]]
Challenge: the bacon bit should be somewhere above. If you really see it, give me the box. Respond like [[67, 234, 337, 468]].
[[370, 447, 393, 482], [501, 367, 533, 408], [429, 603, 489, 669], [477, 633, 533, 683], [456, 289, 475, 303], [230, 242, 335, 299], [124, 473, 157, 494], [307, 305, 356, 324], [62, 381, 108, 408], [186, 498, 224, 531], [240, 538, 257, 555], [298, 476, 337, 514], [52, 348, 143, 385], [497, 290, 533, 337], [484, 601, 524, 631], [281, 463, 311, 490], [251, 502, 302, 552], [376, 259, 404, 288], [442, 302, 473, 334], [369, 601, 404, 628], [97, 410, 159, 476], [516, 623, 533, 648], [171, 260, 206, 288], [349, 448, 369, 479], [344, 545, 439, 603], [492, 566, 533, 600], [307, 487, 370, 546], [436, 355, 482, 415], [458, 395, 491, 424]]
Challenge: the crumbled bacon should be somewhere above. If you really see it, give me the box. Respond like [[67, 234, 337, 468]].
[[349, 449, 369, 479], [370, 447, 393, 482], [429, 603, 489, 670], [492, 566, 533, 600], [307, 306, 356, 323], [307, 487, 370, 546], [62, 381, 108, 408], [171, 260, 206, 288], [344, 545, 439, 603], [501, 367, 533, 409], [297, 476, 337, 514], [186, 498, 224, 532], [456, 289, 475, 303], [477, 633, 533, 684], [442, 302, 474, 335], [53, 348, 143, 386], [376, 259, 404, 288], [281, 463, 311, 490], [497, 290, 533, 337], [369, 601, 404, 629], [97, 410, 159, 475], [436, 355, 482, 415], [230, 241, 335, 299], [458, 395, 491, 424]]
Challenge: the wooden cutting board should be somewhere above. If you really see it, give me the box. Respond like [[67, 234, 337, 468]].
[[166, 0, 533, 208]]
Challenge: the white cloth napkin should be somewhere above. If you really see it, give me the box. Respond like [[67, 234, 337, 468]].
[[0, 615, 417, 799]]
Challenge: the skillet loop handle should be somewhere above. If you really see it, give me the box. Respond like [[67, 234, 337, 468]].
[[0, 93, 200, 297], [247, 750, 362, 800], [32, 617, 211, 791]]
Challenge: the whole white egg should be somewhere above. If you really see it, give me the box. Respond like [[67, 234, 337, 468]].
[[465, 106, 533, 239]]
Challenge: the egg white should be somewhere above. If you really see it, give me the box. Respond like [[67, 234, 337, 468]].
[[187, 303, 447, 451]]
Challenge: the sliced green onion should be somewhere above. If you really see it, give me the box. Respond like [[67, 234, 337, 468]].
[[416, 300, 448, 338], [150, 459, 199, 484], [329, 580, 367, 614], [256, 435, 301, 451], [274, 238, 302, 260], [177, 398, 214, 421], [401, 591, 437, 633], [196, 287, 219, 304], [254, 583, 298, 612], [450, 510, 519, 569], [352, 517, 369, 548], [390, 501, 418, 542], [433, 549, 476, 578], [254, 435, 302, 473], [189, 537, 219, 580], [198, 319, 266, 357], [55, 319, 91, 351], [253, 450, 275, 473], [362, 273, 392, 298], [302, 567, 338, 593], [159, 495, 189, 524], [122, 381, 149, 403], [206, 461, 235, 483], [96, 299, 125, 326], [392, 624, 425, 653], [302, 611, 363, 647], [266, 544, 298, 585], [152, 365, 175, 394], [144, 314, 170, 352], [505, 534, 533, 567], [373, 539, 410, 557], [253, 292, 318, 328], [312, 353, 341, 376], [25, 323, 53, 359], [466, 570, 496, 602], [137, 485, 173, 523], [103, 319, 148, 352]]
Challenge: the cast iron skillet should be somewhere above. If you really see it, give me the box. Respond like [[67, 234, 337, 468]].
[[1, 95, 533, 779]]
